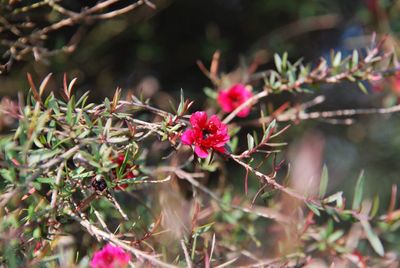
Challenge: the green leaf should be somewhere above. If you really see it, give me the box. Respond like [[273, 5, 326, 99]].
[[319, 164, 329, 198], [260, 190, 275, 200], [229, 136, 239, 153], [352, 170, 365, 210], [36, 177, 55, 184], [357, 81, 368, 94], [104, 98, 111, 111], [326, 219, 334, 236], [4, 244, 18, 268], [203, 87, 218, 99], [263, 119, 276, 141], [169, 123, 182, 132], [103, 118, 112, 137], [83, 112, 93, 128], [168, 99, 177, 113], [33, 227, 41, 239], [282, 52, 288, 71], [76, 91, 90, 108], [328, 230, 344, 244], [193, 222, 215, 237], [177, 88, 185, 115], [53, 137, 72, 149], [247, 134, 254, 150], [252, 131, 259, 146], [352, 50, 359, 68], [0, 168, 15, 182], [323, 191, 343, 207], [27, 205, 35, 219], [77, 129, 91, 139], [117, 152, 129, 178], [66, 96, 75, 125], [333, 51, 342, 67], [274, 54, 282, 73], [287, 70, 295, 85], [306, 202, 321, 216], [268, 72, 277, 87], [45, 95, 60, 115], [370, 195, 380, 218], [28, 149, 61, 166], [360, 220, 384, 256]]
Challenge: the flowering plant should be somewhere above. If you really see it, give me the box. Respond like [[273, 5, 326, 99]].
[[181, 111, 229, 158], [90, 244, 131, 268], [217, 83, 253, 117], [1, 2, 400, 267]]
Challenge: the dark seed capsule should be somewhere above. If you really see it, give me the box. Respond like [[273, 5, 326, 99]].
[[66, 157, 76, 169], [92, 176, 107, 192]]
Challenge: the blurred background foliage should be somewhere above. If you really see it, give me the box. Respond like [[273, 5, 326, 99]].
[[1, 0, 400, 228]]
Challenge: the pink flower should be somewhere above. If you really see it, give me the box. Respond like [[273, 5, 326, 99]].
[[90, 244, 131, 268], [391, 72, 400, 95], [111, 154, 134, 191], [181, 111, 229, 158], [217, 83, 253, 117]]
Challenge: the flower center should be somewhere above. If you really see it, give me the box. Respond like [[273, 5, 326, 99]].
[[202, 129, 212, 139], [229, 94, 242, 105], [105, 253, 114, 264]]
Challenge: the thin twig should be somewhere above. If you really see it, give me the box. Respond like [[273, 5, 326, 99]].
[[66, 208, 177, 268], [180, 239, 193, 268], [27, 145, 81, 183], [156, 167, 290, 223], [222, 90, 268, 124], [243, 102, 400, 127], [94, 209, 111, 233], [50, 162, 65, 210], [230, 156, 308, 202], [91, 1, 144, 20]]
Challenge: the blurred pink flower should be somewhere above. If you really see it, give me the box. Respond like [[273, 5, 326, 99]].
[[391, 72, 400, 95], [365, 0, 379, 16], [90, 244, 131, 268], [181, 111, 229, 158], [373, 72, 400, 99], [217, 83, 253, 117], [111, 154, 134, 191]]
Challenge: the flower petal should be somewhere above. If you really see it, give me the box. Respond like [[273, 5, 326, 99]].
[[237, 107, 251, 117], [217, 91, 233, 112], [214, 145, 226, 154], [181, 129, 195, 145], [217, 83, 253, 118], [194, 145, 209, 158], [90, 244, 131, 268], [190, 111, 208, 129]]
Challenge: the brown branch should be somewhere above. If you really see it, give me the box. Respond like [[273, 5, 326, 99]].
[[241, 97, 400, 127], [91, 1, 145, 20], [1, 0, 151, 69], [222, 90, 268, 124]]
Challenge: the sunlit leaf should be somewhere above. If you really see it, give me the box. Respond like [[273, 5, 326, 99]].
[[319, 164, 329, 198], [361, 220, 384, 256], [352, 170, 365, 210]]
